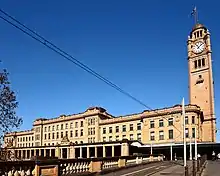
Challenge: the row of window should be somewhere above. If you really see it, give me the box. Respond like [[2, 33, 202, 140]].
[[194, 58, 205, 69], [44, 121, 84, 132], [88, 128, 95, 135], [150, 128, 196, 141], [150, 116, 195, 129], [17, 136, 34, 143], [190, 30, 203, 39], [44, 130, 84, 140], [17, 143, 34, 147], [150, 129, 174, 141], [103, 133, 141, 142], [103, 123, 141, 134]]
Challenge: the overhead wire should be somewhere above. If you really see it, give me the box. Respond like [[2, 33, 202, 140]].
[[0, 8, 183, 134]]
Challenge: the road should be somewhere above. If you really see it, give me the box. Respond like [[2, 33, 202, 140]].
[[102, 161, 176, 176]]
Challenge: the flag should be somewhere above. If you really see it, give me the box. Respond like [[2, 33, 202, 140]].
[[191, 6, 197, 16]]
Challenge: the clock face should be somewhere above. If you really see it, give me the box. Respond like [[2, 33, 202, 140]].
[[193, 41, 205, 54]]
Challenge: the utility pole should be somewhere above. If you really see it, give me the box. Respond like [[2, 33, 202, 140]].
[[195, 126, 197, 160], [190, 137, 192, 160], [182, 98, 187, 167]]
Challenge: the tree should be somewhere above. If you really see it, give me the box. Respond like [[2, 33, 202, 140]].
[[0, 69, 22, 140]]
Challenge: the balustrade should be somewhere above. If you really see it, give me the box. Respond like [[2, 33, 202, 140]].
[[0, 155, 163, 176]]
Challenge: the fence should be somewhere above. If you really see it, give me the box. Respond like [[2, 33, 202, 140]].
[[0, 154, 163, 176], [185, 154, 207, 176]]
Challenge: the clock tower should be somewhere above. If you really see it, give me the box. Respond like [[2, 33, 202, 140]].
[[187, 23, 216, 142]]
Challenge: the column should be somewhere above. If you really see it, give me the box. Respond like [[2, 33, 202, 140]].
[[80, 147, 83, 158], [103, 146, 106, 157], [49, 149, 52, 157], [87, 147, 90, 158], [112, 146, 115, 157], [55, 146, 60, 158], [70, 146, 75, 159], [121, 142, 129, 156], [95, 147, 97, 158], [44, 149, 47, 157], [34, 149, 37, 156]]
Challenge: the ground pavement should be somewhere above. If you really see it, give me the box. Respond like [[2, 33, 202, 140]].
[[202, 160, 220, 176]]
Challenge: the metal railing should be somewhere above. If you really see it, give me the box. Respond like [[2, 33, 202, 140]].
[[185, 154, 207, 176]]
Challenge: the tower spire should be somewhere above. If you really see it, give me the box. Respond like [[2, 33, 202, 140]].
[[191, 6, 198, 25]]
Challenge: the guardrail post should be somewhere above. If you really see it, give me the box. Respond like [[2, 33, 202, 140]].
[[185, 166, 188, 176], [192, 160, 196, 176]]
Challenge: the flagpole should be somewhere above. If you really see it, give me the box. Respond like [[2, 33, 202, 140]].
[[182, 98, 187, 167]]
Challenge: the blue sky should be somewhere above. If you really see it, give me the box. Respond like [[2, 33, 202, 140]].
[[0, 0, 220, 141]]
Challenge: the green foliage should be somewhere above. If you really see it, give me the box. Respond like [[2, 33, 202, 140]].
[[0, 69, 22, 137]]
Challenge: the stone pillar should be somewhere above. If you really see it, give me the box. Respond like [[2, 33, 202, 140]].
[[70, 146, 75, 159], [80, 147, 83, 158], [87, 147, 90, 158], [103, 146, 106, 157], [49, 149, 52, 157], [55, 146, 60, 158], [112, 146, 115, 157], [121, 141, 129, 156], [95, 147, 98, 158], [34, 149, 36, 157], [44, 149, 47, 157]]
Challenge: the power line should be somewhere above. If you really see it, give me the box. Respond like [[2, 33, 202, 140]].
[[0, 8, 182, 134]]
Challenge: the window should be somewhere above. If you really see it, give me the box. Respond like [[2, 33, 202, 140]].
[[159, 120, 164, 127], [202, 58, 205, 66], [52, 126, 55, 131], [137, 133, 141, 141], [150, 121, 154, 128], [192, 116, 195, 124], [137, 123, 141, 130], [57, 132, 59, 139], [66, 131, 68, 137], [103, 137, 106, 142], [70, 123, 73, 129], [194, 60, 197, 69], [81, 121, 84, 127], [185, 116, 188, 124], [35, 134, 40, 140], [109, 127, 112, 133], [61, 124, 63, 130], [65, 123, 68, 129], [80, 129, 83, 136], [116, 126, 119, 133], [44, 127, 47, 132], [130, 124, 133, 131], [116, 135, 119, 141], [75, 130, 78, 137], [75, 122, 78, 128], [44, 134, 47, 140], [168, 118, 173, 126], [150, 131, 155, 141], [122, 125, 126, 132], [159, 131, 164, 140], [103, 128, 106, 134], [185, 128, 189, 138], [61, 132, 63, 138], [192, 128, 195, 138], [52, 133, 55, 139], [32, 136, 34, 140], [130, 134, 134, 140], [56, 125, 59, 130], [198, 59, 201, 67], [109, 136, 112, 141], [48, 133, 50, 140], [169, 129, 173, 139], [70, 131, 73, 137], [48, 126, 51, 132]]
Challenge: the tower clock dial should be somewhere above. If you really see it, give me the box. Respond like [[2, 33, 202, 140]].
[[192, 41, 205, 54]]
